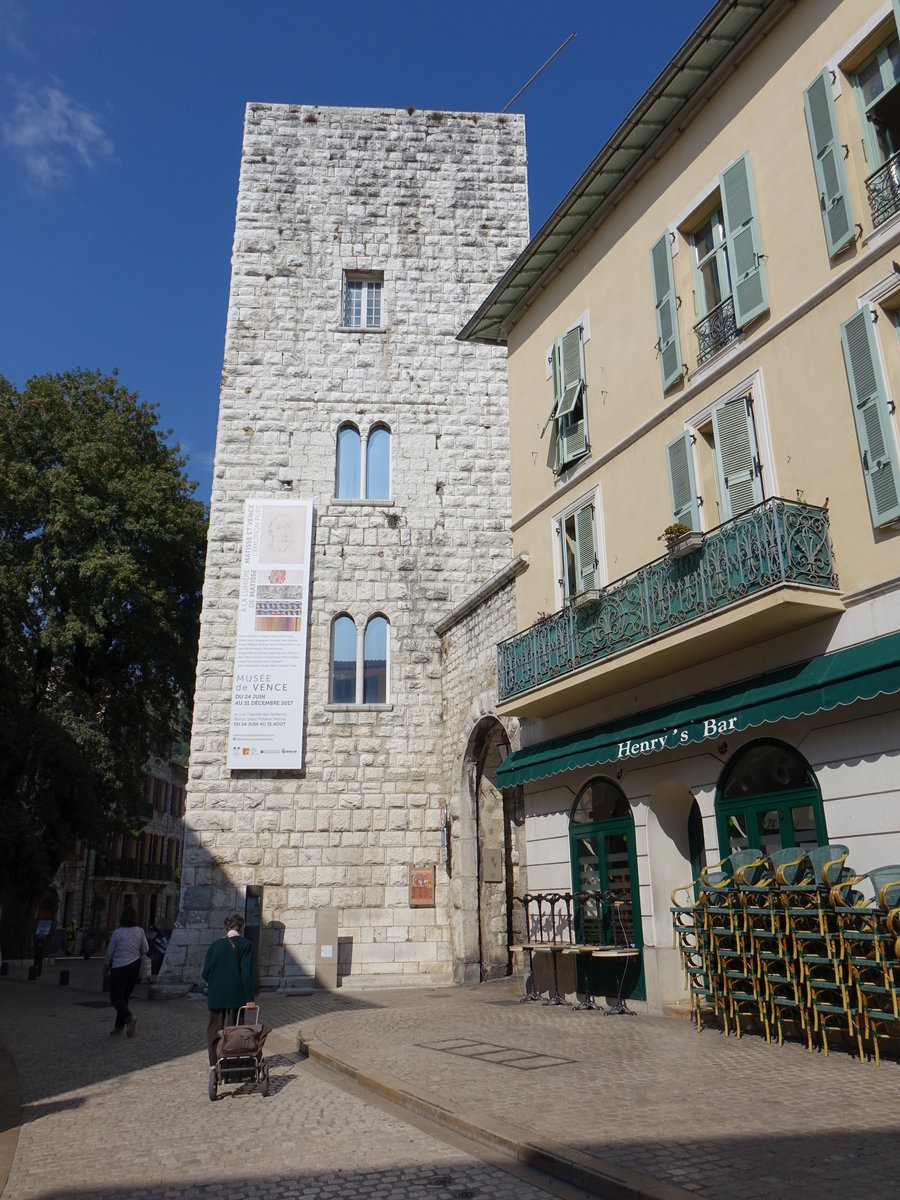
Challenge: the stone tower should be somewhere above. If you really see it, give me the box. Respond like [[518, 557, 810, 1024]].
[[164, 104, 529, 988]]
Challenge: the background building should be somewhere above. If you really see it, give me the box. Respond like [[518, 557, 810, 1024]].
[[461, 0, 900, 1012], [163, 105, 529, 988], [53, 750, 186, 955]]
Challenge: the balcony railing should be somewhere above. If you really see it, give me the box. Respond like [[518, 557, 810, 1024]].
[[866, 151, 900, 229], [694, 295, 739, 366], [93, 858, 173, 883], [497, 498, 838, 704]]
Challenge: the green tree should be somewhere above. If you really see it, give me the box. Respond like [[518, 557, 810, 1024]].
[[0, 369, 207, 955]]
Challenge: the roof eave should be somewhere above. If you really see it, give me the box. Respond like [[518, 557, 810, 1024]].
[[458, 0, 795, 347]]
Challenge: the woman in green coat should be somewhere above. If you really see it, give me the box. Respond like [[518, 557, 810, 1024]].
[[202, 913, 255, 1065]]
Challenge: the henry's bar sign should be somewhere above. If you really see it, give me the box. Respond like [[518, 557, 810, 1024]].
[[616, 713, 739, 760]]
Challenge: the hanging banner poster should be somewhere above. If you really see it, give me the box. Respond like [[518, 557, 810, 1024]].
[[228, 498, 314, 770]]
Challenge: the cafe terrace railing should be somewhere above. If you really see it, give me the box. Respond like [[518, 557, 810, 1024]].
[[497, 498, 838, 704]]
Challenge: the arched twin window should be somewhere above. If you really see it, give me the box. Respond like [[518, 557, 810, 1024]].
[[330, 614, 389, 705], [335, 423, 391, 500]]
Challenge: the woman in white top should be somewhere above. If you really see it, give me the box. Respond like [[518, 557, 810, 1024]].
[[103, 907, 149, 1037]]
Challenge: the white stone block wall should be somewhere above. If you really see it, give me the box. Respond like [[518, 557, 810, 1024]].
[[166, 104, 529, 988]]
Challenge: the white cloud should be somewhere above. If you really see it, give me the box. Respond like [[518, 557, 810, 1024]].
[[2, 82, 114, 189], [0, 0, 30, 59]]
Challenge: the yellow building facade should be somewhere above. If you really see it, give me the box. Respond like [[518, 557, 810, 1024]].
[[462, 0, 900, 1011]]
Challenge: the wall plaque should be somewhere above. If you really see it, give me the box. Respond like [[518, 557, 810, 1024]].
[[409, 865, 435, 908]]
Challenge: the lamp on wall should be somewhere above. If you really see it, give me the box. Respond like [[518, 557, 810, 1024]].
[[718, 741, 728, 755]]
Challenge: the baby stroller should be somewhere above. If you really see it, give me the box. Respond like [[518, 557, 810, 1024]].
[[208, 1005, 271, 1101]]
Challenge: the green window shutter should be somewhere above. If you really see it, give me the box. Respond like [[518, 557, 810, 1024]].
[[665, 433, 700, 530], [557, 326, 585, 417], [720, 154, 769, 329], [556, 325, 587, 471], [650, 234, 683, 391], [841, 309, 900, 527], [711, 394, 763, 521], [894, 0, 900, 37], [574, 502, 598, 594], [803, 72, 854, 257], [541, 339, 563, 437]]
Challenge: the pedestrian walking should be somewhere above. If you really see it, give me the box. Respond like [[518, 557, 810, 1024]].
[[202, 913, 255, 1066], [102, 907, 149, 1038]]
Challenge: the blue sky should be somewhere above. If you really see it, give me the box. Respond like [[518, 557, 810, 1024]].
[[1, 0, 712, 505]]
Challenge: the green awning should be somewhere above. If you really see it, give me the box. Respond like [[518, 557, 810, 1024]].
[[497, 631, 900, 788]]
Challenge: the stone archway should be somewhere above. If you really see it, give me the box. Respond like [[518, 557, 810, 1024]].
[[449, 715, 522, 984]]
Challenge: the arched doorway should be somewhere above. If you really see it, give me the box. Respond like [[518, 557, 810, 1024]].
[[716, 739, 827, 857], [568, 777, 644, 1000], [453, 716, 521, 983]]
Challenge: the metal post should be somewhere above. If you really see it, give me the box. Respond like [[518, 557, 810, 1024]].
[[244, 885, 263, 994]]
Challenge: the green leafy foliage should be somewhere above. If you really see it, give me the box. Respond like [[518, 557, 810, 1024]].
[[658, 522, 695, 546], [0, 369, 207, 950]]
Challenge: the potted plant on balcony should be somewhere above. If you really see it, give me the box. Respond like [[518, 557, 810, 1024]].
[[659, 522, 705, 559]]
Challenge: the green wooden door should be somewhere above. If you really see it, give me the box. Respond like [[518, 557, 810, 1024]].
[[569, 813, 645, 1000]]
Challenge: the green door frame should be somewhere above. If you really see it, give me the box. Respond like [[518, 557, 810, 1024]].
[[569, 810, 645, 1000]]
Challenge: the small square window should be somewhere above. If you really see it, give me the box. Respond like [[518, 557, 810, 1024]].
[[343, 273, 383, 328]]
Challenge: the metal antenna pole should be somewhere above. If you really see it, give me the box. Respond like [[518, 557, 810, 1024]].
[[501, 32, 577, 113]]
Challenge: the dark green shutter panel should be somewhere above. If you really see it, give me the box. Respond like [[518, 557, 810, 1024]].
[[721, 154, 769, 328], [803, 72, 854, 257], [557, 326, 585, 417], [650, 234, 683, 391], [541, 339, 562, 437], [557, 325, 587, 470], [666, 433, 700, 530], [712, 395, 763, 520], [575, 502, 597, 593], [841, 309, 900, 527]]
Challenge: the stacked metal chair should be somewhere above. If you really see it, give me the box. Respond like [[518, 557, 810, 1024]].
[[672, 849, 765, 1037], [671, 874, 721, 1030], [742, 848, 811, 1049], [672, 844, 900, 1063], [779, 846, 860, 1060], [830, 865, 900, 1064]]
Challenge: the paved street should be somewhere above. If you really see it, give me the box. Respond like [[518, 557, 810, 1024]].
[[0, 960, 578, 1200], [2, 959, 900, 1200]]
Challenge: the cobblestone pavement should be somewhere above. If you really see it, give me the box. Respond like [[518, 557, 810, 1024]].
[[0, 962, 576, 1200], [290, 977, 900, 1200], [4, 960, 900, 1200]]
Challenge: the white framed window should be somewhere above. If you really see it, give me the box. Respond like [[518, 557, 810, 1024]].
[[691, 207, 732, 321], [667, 373, 772, 529], [329, 612, 391, 707], [554, 488, 604, 605], [671, 154, 769, 370], [343, 272, 384, 329]]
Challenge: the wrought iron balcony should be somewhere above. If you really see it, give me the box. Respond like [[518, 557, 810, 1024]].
[[866, 151, 900, 229], [694, 295, 738, 366], [497, 498, 838, 704], [93, 857, 172, 882]]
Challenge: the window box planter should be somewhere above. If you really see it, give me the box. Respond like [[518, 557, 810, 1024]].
[[667, 531, 706, 559], [572, 587, 603, 609]]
